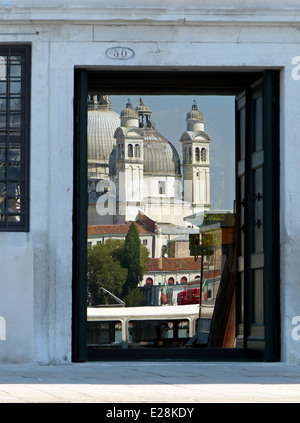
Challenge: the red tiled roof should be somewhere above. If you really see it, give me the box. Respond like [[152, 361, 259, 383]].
[[147, 257, 201, 272], [87, 221, 154, 236]]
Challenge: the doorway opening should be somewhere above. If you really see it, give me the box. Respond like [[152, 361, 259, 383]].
[[73, 70, 280, 362]]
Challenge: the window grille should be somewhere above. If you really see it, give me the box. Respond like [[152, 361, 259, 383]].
[[0, 46, 30, 231]]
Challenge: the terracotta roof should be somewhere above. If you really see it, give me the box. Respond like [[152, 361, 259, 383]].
[[147, 257, 201, 272], [147, 257, 221, 278], [88, 221, 154, 236]]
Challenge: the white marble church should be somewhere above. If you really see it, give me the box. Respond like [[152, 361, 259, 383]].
[[87, 95, 213, 285], [88, 96, 211, 227]]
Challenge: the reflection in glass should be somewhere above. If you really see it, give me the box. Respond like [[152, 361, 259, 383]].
[[0, 162, 5, 179], [87, 321, 122, 346], [0, 82, 6, 94], [254, 167, 263, 253], [0, 49, 27, 229], [8, 148, 21, 161], [9, 115, 21, 129], [0, 181, 6, 223], [239, 107, 246, 160], [255, 96, 263, 152], [86, 95, 236, 351], [10, 81, 21, 94], [0, 115, 6, 129], [0, 56, 7, 80], [7, 163, 20, 180], [10, 65, 21, 77], [0, 181, 6, 196], [0, 99, 6, 110], [9, 56, 22, 64], [253, 268, 264, 325], [10, 98, 21, 111]]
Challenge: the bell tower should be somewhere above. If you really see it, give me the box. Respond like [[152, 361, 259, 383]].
[[114, 100, 144, 223], [180, 101, 211, 211]]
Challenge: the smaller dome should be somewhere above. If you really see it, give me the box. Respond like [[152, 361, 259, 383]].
[[136, 98, 150, 112], [186, 101, 204, 122], [136, 97, 155, 129], [120, 100, 139, 118]]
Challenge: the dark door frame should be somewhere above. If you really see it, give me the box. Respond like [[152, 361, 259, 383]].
[[73, 69, 88, 362], [72, 68, 280, 362]]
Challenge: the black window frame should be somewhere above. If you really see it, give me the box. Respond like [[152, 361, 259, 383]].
[[0, 45, 31, 232]]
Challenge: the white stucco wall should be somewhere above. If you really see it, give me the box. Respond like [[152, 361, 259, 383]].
[[0, 247, 33, 362], [0, 1, 299, 363]]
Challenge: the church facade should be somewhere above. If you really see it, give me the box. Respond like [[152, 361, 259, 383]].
[[88, 96, 211, 228], [87, 95, 212, 291]]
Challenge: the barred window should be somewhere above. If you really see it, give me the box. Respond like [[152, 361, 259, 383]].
[[0, 46, 30, 231]]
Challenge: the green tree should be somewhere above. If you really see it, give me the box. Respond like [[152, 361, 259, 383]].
[[140, 241, 150, 275], [87, 240, 127, 306], [87, 227, 149, 306], [123, 287, 147, 307], [122, 222, 145, 297]]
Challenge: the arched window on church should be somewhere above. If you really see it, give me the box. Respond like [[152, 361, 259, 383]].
[[185, 147, 192, 163], [139, 114, 144, 127], [184, 148, 188, 163], [145, 278, 153, 286], [128, 144, 133, 157], [135, 144, 140, 158], [158, 181, 165, 195], [195, 147, 200, 162], [118, 143, 124, 159], [180, 276, 187, 284], [201, 147, 206, 162]]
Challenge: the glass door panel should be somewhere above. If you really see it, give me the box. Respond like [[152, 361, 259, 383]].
[[236, 93, 246, 348], [86, 94, 237, 353], [249, 84, 265, 344], [236, 72, 280, 359]]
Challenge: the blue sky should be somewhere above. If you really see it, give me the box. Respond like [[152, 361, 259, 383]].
[[110, 95, 235, 210]]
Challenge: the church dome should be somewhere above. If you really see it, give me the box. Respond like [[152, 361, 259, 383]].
[[138, 99, 181, 176], [109, 98, 181, 178], [87, 95, 120, 166], [136, 98, 150, 112], [186, 101, 204, 122], [120, 100, 139, 118], [143, 128, 181, 177]]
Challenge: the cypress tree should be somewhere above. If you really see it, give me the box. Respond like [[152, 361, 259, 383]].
[[122, 222, 143, 297]]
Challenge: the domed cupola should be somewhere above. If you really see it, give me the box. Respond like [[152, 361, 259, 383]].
[[186, 101, 204, 131], [136, 98, 155, 129], [136, 98, 181, 177], [120, 100, 139, 127], [87, 95, 120, 179]]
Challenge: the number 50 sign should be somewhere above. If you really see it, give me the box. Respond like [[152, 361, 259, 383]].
[[106, 47, 135, 60]]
